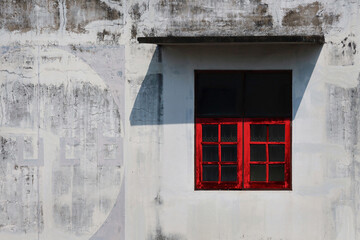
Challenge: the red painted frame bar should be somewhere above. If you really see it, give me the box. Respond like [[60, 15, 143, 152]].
[[243, 118, 291, 190], [195, 118, 243, 190]]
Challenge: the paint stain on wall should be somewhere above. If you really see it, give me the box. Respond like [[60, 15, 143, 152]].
[[0, 0, 124, 34], [156, 0, 188, 15], [250, 2, 273, 28], [66, 0, 123, 33], [326, 75, 360, 240], [282, 2, 340, 27], [148, 0, 275, 37], [97, 29, 121, 44], [129, 3, 148, 39], [327, 77, 359, 151], [149, 226, 186, 240], [0, 139, 43, 234], [327, 35, 357, 66], [1, 82, 36, 128], [0, 0, 60, 32]]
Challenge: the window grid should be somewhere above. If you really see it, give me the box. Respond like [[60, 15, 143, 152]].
[[244, 118, 291, 190], [195, 118, 243, 190], [196, 118, 291, 190]]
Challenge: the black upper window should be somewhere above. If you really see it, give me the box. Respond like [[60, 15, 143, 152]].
[[195, 71, 292, 118]]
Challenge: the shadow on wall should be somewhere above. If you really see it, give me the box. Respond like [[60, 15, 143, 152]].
[[130, 44, 323, 126], [130, 46, 164, 126]]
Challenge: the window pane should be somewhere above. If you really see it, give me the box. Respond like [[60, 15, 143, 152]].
[[269, 164, 284, 181], [221, 124, 237, 142], [250, 164, 266, 181], [250, 144, 266, 162], [203, 165, 218, 181], [269, 125, 285, 142], [195, 72, 244, 117], [202, 145, 218, 162], [221, 145, 237, 162], [244, 72, 292, 117], [269, 144, 285, 162], [221, 165, 237, 182], [250, 124, 267, 142], [202, 125, 218, 142]]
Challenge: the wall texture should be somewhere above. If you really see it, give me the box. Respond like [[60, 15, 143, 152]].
[[0, 0, 359, 240]]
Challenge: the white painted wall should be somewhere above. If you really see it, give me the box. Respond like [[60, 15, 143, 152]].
[[126, 44, 360, 240]]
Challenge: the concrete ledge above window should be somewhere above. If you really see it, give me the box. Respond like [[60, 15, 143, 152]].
[[137, 35, 325, 45]]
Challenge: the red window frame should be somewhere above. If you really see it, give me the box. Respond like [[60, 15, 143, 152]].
[[195, 118, 291, 190], [195, 118, 243, 190], [243, 118, 291, 190]]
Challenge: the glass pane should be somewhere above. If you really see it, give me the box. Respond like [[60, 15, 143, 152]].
[[269, 144, 285, 162], [221, 165, 237, 182], [250, 144, 266, 162], [269, 164, 284, 181], [221, 124, 237, 142], [195, 72, 244, 117], [202, 145, 218, 162], [269, 125, 285, 142], [202, 125, 218, 142], [244, 72, 292, 117], [203, 165, 218, 181], [250, 164, 266, 181], [250, 124, 267, 142], [221, 145, 237, 162]]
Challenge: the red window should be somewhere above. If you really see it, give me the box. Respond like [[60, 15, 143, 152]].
[[195, 71, 292, 190], [243, 119, 291, 189], [195, 118, 243, 190]]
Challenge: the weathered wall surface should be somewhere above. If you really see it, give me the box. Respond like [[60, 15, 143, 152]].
[[0, 46, 125, 240], [135, 0, 346, 37], [0, 0, 359, 240]]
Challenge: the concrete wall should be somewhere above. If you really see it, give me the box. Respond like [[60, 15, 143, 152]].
[[0, 0, 359, 239]]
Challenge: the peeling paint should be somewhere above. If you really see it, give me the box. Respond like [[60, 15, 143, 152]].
[[66, 0, 122, 33], [282, 2, 340, 28], [0, 0, 60, 32], [282, 2, 322, 27]]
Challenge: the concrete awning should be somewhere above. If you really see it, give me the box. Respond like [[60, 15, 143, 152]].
[[137, 35, 325, 45]]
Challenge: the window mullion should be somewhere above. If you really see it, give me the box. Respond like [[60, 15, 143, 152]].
[[266, 125, 269, 182], [241, 119, 244, 189], [218, 123, 221, 183]]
